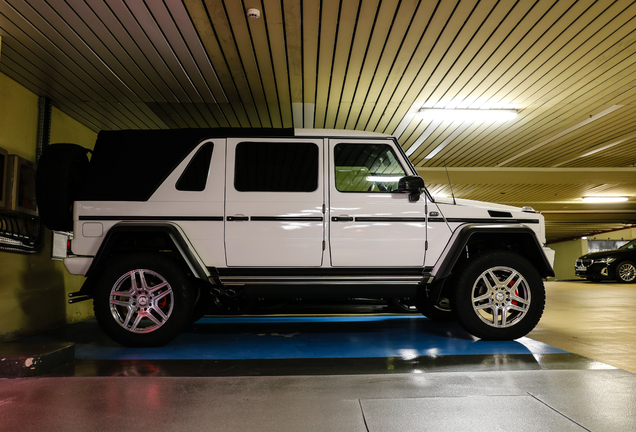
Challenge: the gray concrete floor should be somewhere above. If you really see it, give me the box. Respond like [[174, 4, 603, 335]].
[[530, 280, 636, 373], [1, 280, 636, 432]]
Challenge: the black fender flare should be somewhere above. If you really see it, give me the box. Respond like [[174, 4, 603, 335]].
[[79, 222, 210, 296], [430, 222, 554, 283]]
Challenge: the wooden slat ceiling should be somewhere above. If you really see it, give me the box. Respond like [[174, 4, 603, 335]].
[[1, 0, 636, 242]]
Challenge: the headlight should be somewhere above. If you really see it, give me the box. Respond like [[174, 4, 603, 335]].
[[594, 258, 616, 264]]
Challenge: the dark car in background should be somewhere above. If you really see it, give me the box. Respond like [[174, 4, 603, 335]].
[[575, 239, 636, 283]]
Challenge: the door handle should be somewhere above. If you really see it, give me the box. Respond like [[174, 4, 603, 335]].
[[331, 215, 354, 222], [227, 215, 249, 221]]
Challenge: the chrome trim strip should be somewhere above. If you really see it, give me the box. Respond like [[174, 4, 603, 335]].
[[219, 275, 424, 286], [429, 217, 540, 224], [355, 217, 427, 222], [79, 216, 224, 221]]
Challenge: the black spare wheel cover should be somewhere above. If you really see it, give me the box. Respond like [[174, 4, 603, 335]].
[[36, 144, 91, 231]]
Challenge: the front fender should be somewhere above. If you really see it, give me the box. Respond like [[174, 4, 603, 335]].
[[431, 223, 555, 280]]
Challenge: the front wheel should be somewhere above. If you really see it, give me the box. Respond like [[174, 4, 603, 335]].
[[615, 261, 636, 283], [93, 253, 196, 347], [452, 252, 545, 340]]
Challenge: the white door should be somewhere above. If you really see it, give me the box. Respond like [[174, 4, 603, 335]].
[[225, 138, 325, 267], [328, 140, 427, 267]]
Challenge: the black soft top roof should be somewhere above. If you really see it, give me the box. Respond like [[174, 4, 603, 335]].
[[77, 128, 295, 201]]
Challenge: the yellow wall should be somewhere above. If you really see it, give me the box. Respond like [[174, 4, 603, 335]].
[[0, 69, 98, 342], [550, 238, 588, 280]]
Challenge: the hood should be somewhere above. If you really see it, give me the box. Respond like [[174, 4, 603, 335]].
[[433, 197, 534, 214], [579, 248, 629, 260]]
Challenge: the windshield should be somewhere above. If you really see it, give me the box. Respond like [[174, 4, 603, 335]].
[[619, 239, 636, 250]]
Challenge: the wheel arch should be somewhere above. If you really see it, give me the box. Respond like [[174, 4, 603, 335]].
[[79, 222, 210, 297], [432, 223, 555, 282]]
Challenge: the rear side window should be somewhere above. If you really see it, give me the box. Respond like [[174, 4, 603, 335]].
[[234, 142, 319, 192], [176, 143, 214, 191], [334, 143, 406, 192]]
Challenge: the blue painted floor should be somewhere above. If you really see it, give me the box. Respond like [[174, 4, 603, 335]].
[[13, 310, 612, 378], [42, 315, 566, 361]]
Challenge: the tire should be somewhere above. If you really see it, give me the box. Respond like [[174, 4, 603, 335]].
[[36, 144, 91, 231], [616, 261, 636, 284], [451, 252, 545, 340], [93, 253, 195, 347]]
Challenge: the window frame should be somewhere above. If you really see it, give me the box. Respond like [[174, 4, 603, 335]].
[[176, 142, 214, 192], [233, 141, 321, 193], [333, 142, 407, 193]]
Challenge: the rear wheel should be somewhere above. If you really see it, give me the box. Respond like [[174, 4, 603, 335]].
[[93, 253, 195, 347], [452, 252, 545, 340], [616, 261, 636, 283]]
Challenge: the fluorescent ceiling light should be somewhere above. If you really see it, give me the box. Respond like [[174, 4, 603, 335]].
[[582, 196, 628, 203], [418, 108, 517, 122]]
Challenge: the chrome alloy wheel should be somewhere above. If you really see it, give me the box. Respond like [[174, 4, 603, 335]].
[[109, 269, 174, 334], [617, 262, 636, 283], [471, 266, 531, 328]]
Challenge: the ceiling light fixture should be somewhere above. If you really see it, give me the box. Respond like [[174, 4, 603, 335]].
[[582, 196, 628, 203], [403, 107, 518, 159], [418, 108, 517, 122]]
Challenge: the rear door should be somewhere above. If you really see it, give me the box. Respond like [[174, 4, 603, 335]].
[[328, 139, 427, 267], [225, 138, 325, 267]]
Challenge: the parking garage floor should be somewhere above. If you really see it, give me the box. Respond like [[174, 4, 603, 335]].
[[1, 280, 636, 431]]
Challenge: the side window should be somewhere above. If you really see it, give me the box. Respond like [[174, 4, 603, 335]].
[[176, 143, 214, 191], [234, 142, 319, 192], [334, 143, 406, 192]]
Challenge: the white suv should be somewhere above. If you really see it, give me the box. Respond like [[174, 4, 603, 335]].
[[36, 128, 555, 347]]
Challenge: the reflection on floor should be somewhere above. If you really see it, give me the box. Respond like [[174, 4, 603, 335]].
[[18, 314, 608, 377]]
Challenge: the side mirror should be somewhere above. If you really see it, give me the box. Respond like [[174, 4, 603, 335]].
[[397, 175, 424, 193], [397, 176, 425, 202]]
